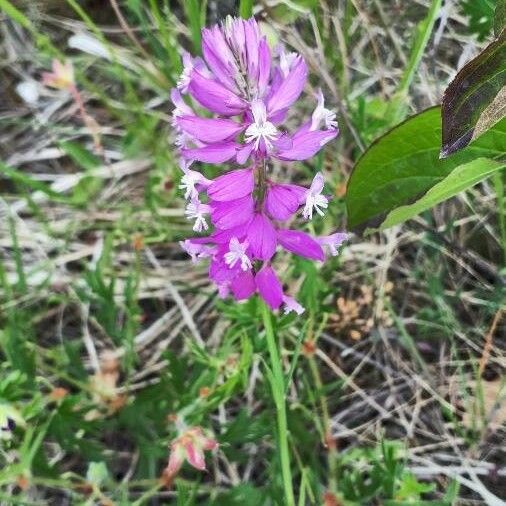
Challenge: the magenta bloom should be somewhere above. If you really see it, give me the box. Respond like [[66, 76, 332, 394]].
[[173, 16, 348, 313]]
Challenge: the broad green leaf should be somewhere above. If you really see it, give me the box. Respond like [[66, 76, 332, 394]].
[[381, 157, 505, 229], [346, 107, 506, 232], [441, 29, 505, 157]]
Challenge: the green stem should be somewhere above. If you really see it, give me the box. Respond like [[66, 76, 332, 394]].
[[261, 302, 295, 506], [397, 0, 442, 96], [388, 0, 442, 124]]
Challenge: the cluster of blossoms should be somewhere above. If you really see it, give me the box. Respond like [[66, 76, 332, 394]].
[[174, 16, 348, 314]]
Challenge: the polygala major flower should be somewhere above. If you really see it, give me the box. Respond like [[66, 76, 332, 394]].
[[173, 16, 349, 314], [42, 59, 75, 90], [163, 426, 218, 479]]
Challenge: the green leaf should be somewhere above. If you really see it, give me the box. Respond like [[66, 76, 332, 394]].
[[59, 141, 101, 171], [461, 0, 496, 41], [441, 29, 506, 157], [382, 157, 505, 229], [346, 107, 506, 232], [239, 0, 254, 18], [86, 461, 109, 487], [183, 0, 203, 54]]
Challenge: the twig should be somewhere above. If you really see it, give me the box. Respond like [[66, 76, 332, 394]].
[[479, 309, 504, 376]]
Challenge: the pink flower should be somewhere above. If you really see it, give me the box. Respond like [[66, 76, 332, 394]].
[[164, 426, 217, 478], [302, 173, 329, 219], [172, 16, 337, 166], [224, 238, 252, 271], [179, 167, 211, 200], [277, 229, 325, 261], [265, 183, 306, 221], [317, 233, 350, 256], [207, 168, 254, 201], [173, 16, 348, 313], [283, 295, 305, 315], [42, 59, 75, 90], [255, 265, 284, 310], [185, 198, 211, 232]]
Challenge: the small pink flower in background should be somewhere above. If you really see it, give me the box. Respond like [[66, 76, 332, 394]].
[[172, 16, 349, 313], [41, 58, 104, 155], [164, 426, 218, 480], [42, 59, 75, 90]]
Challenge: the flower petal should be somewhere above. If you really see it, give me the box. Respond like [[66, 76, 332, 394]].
[[277, 229, 324, 261], [182, 142, 239, 163], [202, 437, 218, 451], [265, 183, 306, 221], [236, 142, 255, 165], [255, 266, 283, 310], [257, 38, 271, 96], [177, 116, 244, 143], [230, 270, 256, 300], [317, 232, 350, 256], [211, 225, 249, 244], [188, 70, 246, 116], [283, 295, 305, 315], [211, 195, 255, 230], [247, 213, 277, 261], [171, 88, 194, 116], [267, 56, 308, 115], [185, 442, 206, 471], [245, 19, 260, 81], [310, 172, 325, 194], [202, 26, 239, 92], [166, 446, 185, 477], [275, 128, 338, 161], [207, 168, 254, 201]]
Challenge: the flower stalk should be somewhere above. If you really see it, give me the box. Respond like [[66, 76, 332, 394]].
[[261, 302, 295, 506]]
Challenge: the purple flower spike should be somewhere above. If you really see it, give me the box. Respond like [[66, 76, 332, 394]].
[[173, 15, 348, 313]]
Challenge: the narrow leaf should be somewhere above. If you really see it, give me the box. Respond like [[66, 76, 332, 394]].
[[0, 0, 33, 29], [381, 158, 505, 229]]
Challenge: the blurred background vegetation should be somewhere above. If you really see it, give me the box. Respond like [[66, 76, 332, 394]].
[[0, 0, 505, 504]]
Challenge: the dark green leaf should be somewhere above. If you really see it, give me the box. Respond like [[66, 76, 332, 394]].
[[346, 107, 506, 232], [441, 30, 506, 157]]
